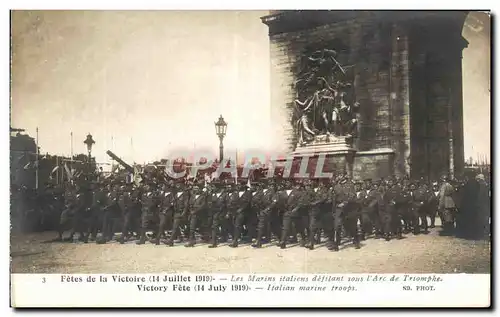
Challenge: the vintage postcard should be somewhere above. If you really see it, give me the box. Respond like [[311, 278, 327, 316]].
[[9, 9, 491, 308]]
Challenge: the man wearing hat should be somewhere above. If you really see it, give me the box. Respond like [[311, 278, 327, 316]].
[[207, 180, 229, 248], [229, 180, 253, 248], [166, 181, 192, 246], [252, 179, 279, 248], [136, 183, 160, 245], [154, 183, 175, 245], [332, 174, 360, 251], [279, 180, 308, 249], [305, 179, 333, 250], [184, 182, 210, 247], [84, 182, 105, 243]]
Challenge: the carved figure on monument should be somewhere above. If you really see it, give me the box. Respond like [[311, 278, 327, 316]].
[[294, 96, 316, 145], [293, 47, 360, 147]]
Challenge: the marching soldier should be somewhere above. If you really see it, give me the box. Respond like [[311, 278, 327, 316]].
[[359, 179, 379, 240], [332, 175, 360, 251], [155, 183, 175, 245], [230, 181, 252, 248], [57, 184, 77, 241], [306, 180, 333, 250], [208, 181, 230, 248], [165, 182, 191, 246], [136, 183, 161, 245], [97, 183, 121, 244], [118, 183, 140, 244], [279, 181, 308, 249], [85, 182, 106, 243], [252, 179, 278, 248], [185, 183, 208, 247], [67, 184, 90, 242]]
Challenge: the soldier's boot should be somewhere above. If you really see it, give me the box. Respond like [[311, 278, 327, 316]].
[[230, 226, 241, 248], [279, 230, 287, 249], [83, 233, 90, 244], [396, 227, 403, 240], [299, 233, 307, 248], [184, 232, 196, 248], [326, 236, 334, 250], [384, 233, 391, 241], [332, 231, 340, 251], [421, 218, 429, 234], [353, 234, 361, 249], [375, 231, 383, 239], [96, 234, 108, 244], [430, 216, 436, 228], [165, 238, 174, 246], [78, 232, 86, 242], [413, 221, 420, 235], [252, 230, 263, 248], [136, 229, 147, 245], [305, 234, 314, 250], [315, 231, 321, 245], [208, 230, 218, 248]]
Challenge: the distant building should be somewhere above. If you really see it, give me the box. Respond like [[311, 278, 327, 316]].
[[10, 132, 37, 189]]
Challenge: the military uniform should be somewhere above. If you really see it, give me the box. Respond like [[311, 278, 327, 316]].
[[65, 187, 89, 242], [166, 187, 191, 246], [136, 185, 161, 245], [230, 185, 252, 248], [57, 186, 77, 241], [332, 179, 360, 251], [185, 187, 208, 247], [85, 184, 106, 243], [279, 184, 308, 249], [155, 186, 175, 245], [252, 183, 277, 248], [381, 180, 404, 240], [358, 182, 380, 239], [96, 185, 122, 244], [208, 185, 230, 248], [305, 182, 333, 249]]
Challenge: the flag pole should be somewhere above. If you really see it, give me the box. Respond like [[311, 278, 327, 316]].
[[35, 127, 39, 190], [235, 148, 238, 184], [111, 136, 115, 174], [56, 155, 59, 185], [70, 131, 73, 169]]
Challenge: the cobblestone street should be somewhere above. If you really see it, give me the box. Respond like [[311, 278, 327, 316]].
[[11, 226, 491, 274]]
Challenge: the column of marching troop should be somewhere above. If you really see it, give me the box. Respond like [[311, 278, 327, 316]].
[[53, 173, 463, 251]]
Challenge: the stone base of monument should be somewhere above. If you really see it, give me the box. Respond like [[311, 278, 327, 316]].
[[282, 134, 396, 180], [286, 135, 357, 178]]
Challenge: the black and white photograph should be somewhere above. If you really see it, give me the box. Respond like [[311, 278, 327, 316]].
[[9, 8, 491, 308]]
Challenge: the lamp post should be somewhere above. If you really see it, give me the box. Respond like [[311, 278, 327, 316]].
[[84, 133, 95, 176], [214, 115, 227, 163]]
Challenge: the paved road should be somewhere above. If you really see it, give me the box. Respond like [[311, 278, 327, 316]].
[[11, 226, 490, 274]]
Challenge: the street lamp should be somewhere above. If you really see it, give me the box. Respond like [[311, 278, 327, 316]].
[[84, 133, 95, 174], [214, 115, 227, 162]]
